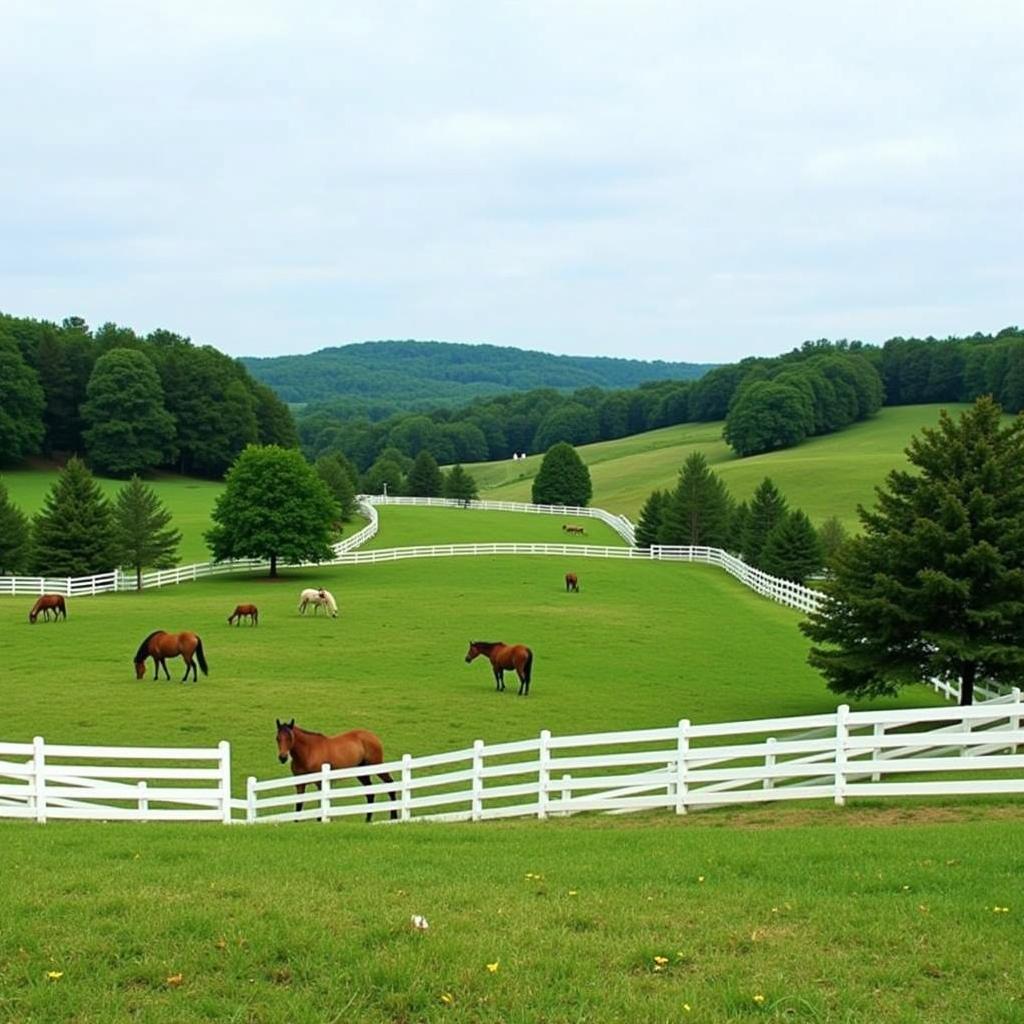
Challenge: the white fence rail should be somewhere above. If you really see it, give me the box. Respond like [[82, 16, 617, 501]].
[[0, 738, 232, 823]]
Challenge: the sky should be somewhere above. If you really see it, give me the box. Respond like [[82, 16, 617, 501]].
[[2, 1, 1022, 363]]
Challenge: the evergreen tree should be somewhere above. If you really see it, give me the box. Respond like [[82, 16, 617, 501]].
[[443, 464, 479, 502], [801, 398, 1024, 705], [817, 516, 850, 566], [0, 482, 31, 574], [206, 446, 338, 577], [760, 510, 823, 583], [729, 500, 750, 556], [658, 452, 733, 547], [743, 478, 788, 568], [406, 450, 444, 497], [0, 338, 45, 464], [531, 442, 592, 507], [315, 454, 358, 521], [111, 476, 182, 589], [362, 455, 407, 496], [635, 489, 669, 548], [32, 457, 116, 575], [82, 348, 176, 476]]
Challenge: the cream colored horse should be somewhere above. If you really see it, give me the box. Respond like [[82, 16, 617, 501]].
[[298, 588, 338, 618]]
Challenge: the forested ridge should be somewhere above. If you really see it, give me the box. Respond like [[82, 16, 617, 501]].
[[242, 339, 714, 406], [0, 312, 297, 476]]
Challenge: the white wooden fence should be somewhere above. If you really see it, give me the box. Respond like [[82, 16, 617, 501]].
[[244, 697, 1024, 825], [0, 738, 232, 823]]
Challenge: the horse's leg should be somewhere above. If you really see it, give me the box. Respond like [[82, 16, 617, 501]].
[[295, 782, 306, 817], [357, 773, 375, 823], [161, 658, 171, 680], [181, 655, 192, 682], [378, 771, 398, 820]]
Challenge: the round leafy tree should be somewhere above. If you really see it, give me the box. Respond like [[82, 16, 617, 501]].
[[531, 442, 592, 507]]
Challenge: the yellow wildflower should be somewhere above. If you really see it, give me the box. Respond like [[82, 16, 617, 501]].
[[753, 993, 766, 1005], [46, 971, 63, 981], [166, 973, 183, 987], [654, 956, 669, 966], [697, 876, 705, 883], [486, 960, 499, 973], [440, 992, 454, 1005], [683, 1004, 692, 1013]]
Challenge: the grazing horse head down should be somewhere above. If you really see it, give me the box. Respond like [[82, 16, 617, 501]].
[[29, 594, 67, 623], [565, 572, 579, 592], [133, 630, 208, 683], [465, 640, 534, 696], [298, 588, 338, 618]]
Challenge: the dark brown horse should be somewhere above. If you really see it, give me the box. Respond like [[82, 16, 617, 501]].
[[29, 594, 66, 623], [465, 641, 534, 696], [134, 630, 208, 682], [562, 524, 586, 535], [228, 604, 259, 626], [565, 572, 579, 592], [275, 719, 398, 822]]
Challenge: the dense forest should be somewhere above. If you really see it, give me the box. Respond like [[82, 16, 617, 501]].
[[242, 339, 714, 406], [0, 312, 297, 476]]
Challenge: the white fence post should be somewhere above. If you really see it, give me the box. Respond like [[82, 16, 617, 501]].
[[218, 741, 232, 824], [471, 740, 484, 822], [763, 737, 776, 792], [834, 706, 849, 807], [246, 776, 257, 823], [320, 764, 332, 822], [561, 773, 572, 816], [401, 754, 413, 822], [137, 781, 148, 818], [1011, 689, 1021, 754], [675, 719, 689, 815], [537, 730, 551, 820], [33, 736, 46, 824], [871, 724, 884, 782]]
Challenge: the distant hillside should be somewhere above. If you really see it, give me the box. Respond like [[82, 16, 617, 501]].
[[242, 340, 714, 406]]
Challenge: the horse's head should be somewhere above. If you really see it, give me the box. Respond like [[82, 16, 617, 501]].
[[28, 609, 37, 624], [134, 659, 147, 679], [465, 641, 481, 663], [276, 718, 296, 764]]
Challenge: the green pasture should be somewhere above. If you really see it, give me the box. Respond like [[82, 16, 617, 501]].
[[472, 405, 979, 529], [1, 469, 224, 565]]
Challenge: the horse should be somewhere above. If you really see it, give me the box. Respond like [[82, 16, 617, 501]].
[[465, 641, 534, 696], [275, 719, 398, 822], [298, 588, 338, 617], [565, 572, 580, 593], [562, 524, 585, 535], [228, 604, 259, 626], [134, 630, 208, 682], [29, 594, 67, 623]]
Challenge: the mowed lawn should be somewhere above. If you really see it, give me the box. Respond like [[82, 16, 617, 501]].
[[471, 405, 978, 529]]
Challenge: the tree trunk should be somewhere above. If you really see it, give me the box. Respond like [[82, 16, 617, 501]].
[[270, 553, 278, 578], [959, 661, 976, 706]]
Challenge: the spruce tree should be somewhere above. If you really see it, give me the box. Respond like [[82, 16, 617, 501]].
[[729, 500, 750, 556], [443, 464, 479, 502], [635, 489, 669, 548], [760, 510, 823, 583], [406, 450, 444, 497], [743, 477, 788, 568], [112, 476, 182, 589], [315, 453, 358, 521], [531, 442, 592, 507], [658, 452, 733, 547], [817, 516, 850, 566], [0, 482, 31, 574], [801, 398, 1024, 705], [32, 457, 116, 575]]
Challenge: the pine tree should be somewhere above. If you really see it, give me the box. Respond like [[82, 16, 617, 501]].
[[658, 452, 733, 547], [531, 442, 592, 507], [801, 398, 1024, 705], [315, 453, 358, 521], [817, 516, 850, 566], [0, 482, 31, 574], [443, 464, 479, 503], [760, 510, 823, 583], [729, 500, 750, 556], [635, 489, 669, 548], [112, 476, 182, 589], [743, 477, 788, 568], [406, 450, 444, 497], [32, 457, 116, 575]]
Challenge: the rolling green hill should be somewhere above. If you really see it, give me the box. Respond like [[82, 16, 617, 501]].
[[471, 404, 980, 529], [242, 339, 713, 406]]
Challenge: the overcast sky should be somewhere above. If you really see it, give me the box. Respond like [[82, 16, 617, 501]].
[[2, 1, 1021, 363]]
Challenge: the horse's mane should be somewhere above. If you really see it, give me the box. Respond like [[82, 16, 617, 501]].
[[472, 641, 504, 649], [133, 630, 165, 662]]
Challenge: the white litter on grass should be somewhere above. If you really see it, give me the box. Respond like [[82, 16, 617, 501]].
[[410, 915, 430, 931]]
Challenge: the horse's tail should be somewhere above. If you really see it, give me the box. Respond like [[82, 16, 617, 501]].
[[524, 647, 533, 685], [195, 637, 209, 676]]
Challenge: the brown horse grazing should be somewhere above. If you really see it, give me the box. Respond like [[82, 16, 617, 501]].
[[275, 719, 398, 822], [29, 594, 67, 623], [465, 641, 534, 696], [565, 572, 579, 593], [134, 630, 208, 682], [562, 523, 585, 535], [228, 604, 259, 626]]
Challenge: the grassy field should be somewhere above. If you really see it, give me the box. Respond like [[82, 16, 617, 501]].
[[1, 468, 224, 565], [470, 405, 978, 529]]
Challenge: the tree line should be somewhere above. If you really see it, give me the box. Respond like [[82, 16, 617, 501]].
[[0, 312, 298, 476]]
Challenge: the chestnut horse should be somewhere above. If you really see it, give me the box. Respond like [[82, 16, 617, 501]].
[[562, 524, 585, 535], [228, 604, 259, 626], [565, 572, 579, 592], [29, 594, 66, 623], [134, 630, 208, 682], [465, 640, 534, 696], [275, 719, 397, 822]]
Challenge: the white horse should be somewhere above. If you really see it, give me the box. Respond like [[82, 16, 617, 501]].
[[298, 588, 338, 618]]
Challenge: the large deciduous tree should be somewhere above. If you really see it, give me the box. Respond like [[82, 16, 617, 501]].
[[112, 476, 182, 589], [205, 446, 338, 577], [658, 452, 733, 547], [82, 348, 176, 476], [32, 457, 116, 575], [531, 442, 592, 507], [801, 398, 1024, 705]]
